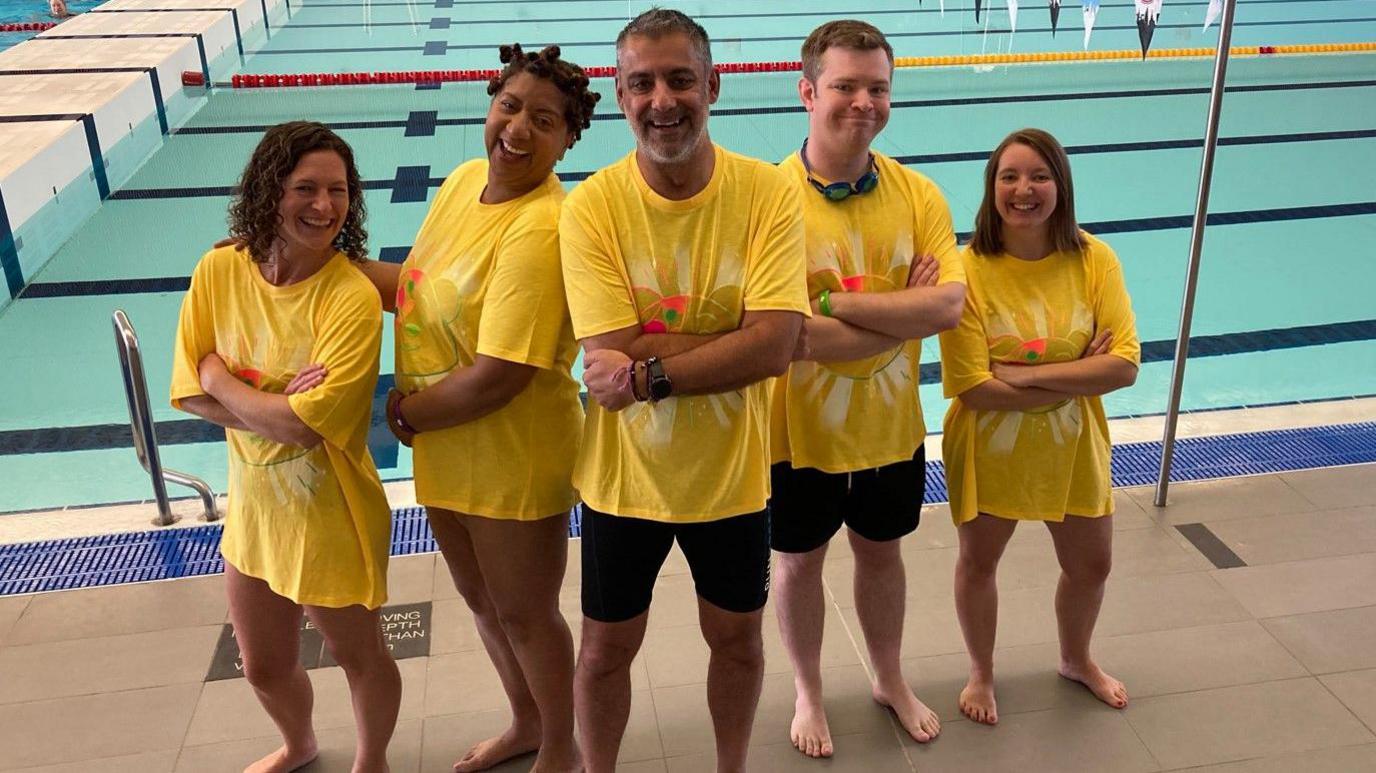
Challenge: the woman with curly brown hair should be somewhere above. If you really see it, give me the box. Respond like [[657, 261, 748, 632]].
[[171, 121, 399, 773], [356, 44, 599, 773]]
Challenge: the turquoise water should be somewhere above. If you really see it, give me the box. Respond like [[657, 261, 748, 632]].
[[0, 0, 1373, 512]]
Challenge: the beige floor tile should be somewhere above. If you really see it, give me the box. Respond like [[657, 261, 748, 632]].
[[1174, 743, 1376, 772], [0, 624, 221, 704], [0, 595, 31, 646], [431, 556, 460, 600], [1206, 506, 1376, 566], [1211, 553, 1376, 619], [425, 649, 511, 716], [1092, 620, 1308, 698], [1279, 464, 1376, 510], [174, 718, 423, 773], [6, 750, 177, 773], [6, 575, 227, 645], [1096, 571, 1253, 638], [617, 760, 668, 773], [419, 709, 537, 772], [1113, 489, 1161, 530], [385, 553, 436, 605], [1261, 605, 1376, 674], [422, 693, 662, 767], [906, 706, 1156, 772], [428, 598, 483, 656], [652, 663, 895, 758], [1129, 475, 1315, 525], [900, 642, 1103, 722], [0, 683, 201, 769], [665, 731, 911, 773], [1320, 669, 1376, 732], [183, 658, 427, 747], [643, 611, 861, 689], [1125, 677, 1374, 769]]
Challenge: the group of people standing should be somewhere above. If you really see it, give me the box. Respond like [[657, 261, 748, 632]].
[[171, 9, 1140, 773]]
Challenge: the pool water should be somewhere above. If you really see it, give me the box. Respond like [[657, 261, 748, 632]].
[[0, 0, 1372, 512]]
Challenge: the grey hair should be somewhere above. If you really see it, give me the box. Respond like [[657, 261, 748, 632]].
[[615, 7, 713, 72]]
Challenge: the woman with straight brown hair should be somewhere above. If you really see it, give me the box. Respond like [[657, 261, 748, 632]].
[[938, 128, 1141, 726]]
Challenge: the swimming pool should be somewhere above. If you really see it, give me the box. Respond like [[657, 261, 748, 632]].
[[0, 0, 1373, 513]]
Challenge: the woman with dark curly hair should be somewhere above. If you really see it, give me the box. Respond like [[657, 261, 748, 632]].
[[355, 44, 598, 772], [171, 121, 399, 773]]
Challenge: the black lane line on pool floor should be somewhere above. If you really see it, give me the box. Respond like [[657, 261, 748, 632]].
[[18, 200, 1376, 299], [246, 16, 1376, 55], [3, 321, 1376, 457], [1176, 524, 1248, 569], [120, 127, 1376, 198]]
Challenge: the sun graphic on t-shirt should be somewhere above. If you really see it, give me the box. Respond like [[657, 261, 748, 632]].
[[625, 244, 747, 440], [216, 331, 328, 503], [792, 230, 917, 429], [978, 296, 1097, 454], [393, 260, 482, 391]]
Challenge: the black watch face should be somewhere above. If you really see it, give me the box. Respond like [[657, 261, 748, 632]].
[[649, 377, 672, 400]]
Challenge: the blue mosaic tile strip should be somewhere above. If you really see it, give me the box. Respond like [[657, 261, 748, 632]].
[[3, 422, 1373, 596]]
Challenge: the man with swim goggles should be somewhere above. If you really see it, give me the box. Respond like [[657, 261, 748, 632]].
[[767, 19, 969, 760]]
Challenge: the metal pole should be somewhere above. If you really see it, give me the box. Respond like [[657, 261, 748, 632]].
[[1154, 0, 1239, 507]]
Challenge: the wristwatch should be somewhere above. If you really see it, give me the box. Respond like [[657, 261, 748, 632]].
[[644, 356, 673, 402]]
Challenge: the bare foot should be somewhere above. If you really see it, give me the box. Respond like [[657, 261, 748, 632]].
[[1059, 660, 1128, 709], [244, 741, 318, 773], [958, 675, 998, 725], [873, 681, 941, 743], [453, 725, 541, 773], [789, 695, 834, 758]]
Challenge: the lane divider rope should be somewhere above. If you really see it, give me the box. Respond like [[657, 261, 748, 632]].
[[207, 42, 1376, 88]]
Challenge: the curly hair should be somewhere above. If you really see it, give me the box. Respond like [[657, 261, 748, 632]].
[[228, 121, 368, 263], [487, 44, 600, 145]]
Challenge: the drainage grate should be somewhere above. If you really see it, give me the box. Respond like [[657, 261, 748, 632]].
[[2, 421, 1373, 596]]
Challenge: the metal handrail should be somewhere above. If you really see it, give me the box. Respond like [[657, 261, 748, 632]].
[[112, 310, 220, 526]]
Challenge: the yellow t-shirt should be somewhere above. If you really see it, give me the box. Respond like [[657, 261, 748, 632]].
[[938, 234, 1141, 524], [395, 159, 582, 519], [771, 151, 964, 473], [560, 145, 810, 522], [170, 246, 391, 609]]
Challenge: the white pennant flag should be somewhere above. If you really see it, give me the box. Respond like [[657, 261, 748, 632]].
[[1008, 0, 1019, 34], [1081, 0, 1100, 49], [1135, 0, 1163, 58], [1203, 0, 1221, 30]]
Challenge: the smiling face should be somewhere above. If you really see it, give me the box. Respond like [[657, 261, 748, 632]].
[[275, 149, 348, 259], [801, 46, 891, 150], [484, 71, 573, 196], [615, 32, 719, 165], [994, 142, 1059, 233]]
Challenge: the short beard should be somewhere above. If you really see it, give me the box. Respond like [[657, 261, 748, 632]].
[[633, 120, 708, 165]]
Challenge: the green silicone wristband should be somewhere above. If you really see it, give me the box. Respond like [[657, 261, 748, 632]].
[[818, 288, 834, 317]]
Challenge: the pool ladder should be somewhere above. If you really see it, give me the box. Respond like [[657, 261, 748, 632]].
[[112, 310, 220, 526]]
